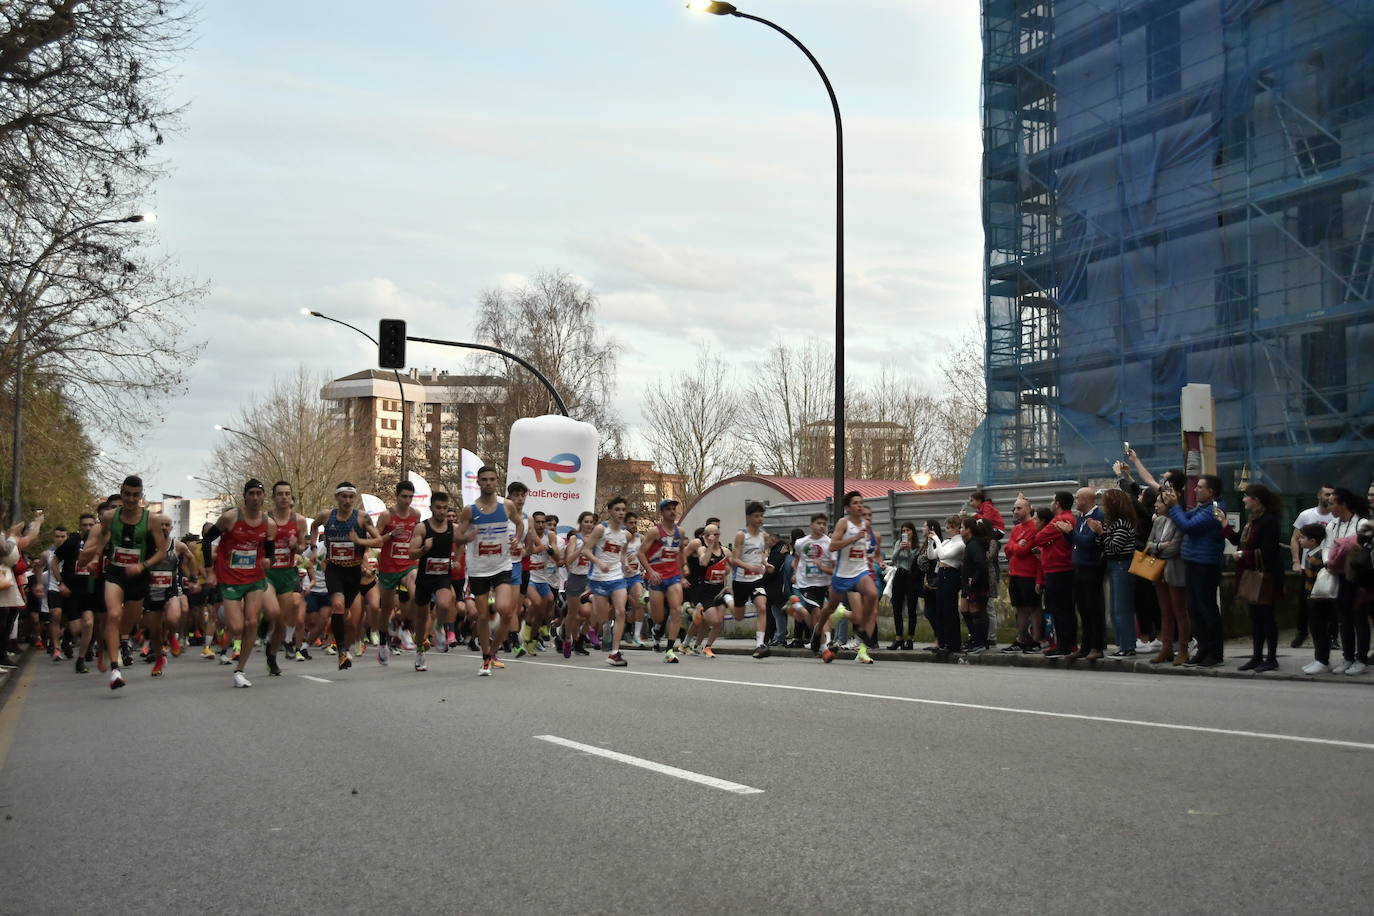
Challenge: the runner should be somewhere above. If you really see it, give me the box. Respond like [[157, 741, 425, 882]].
[[77, 477, 170, 690], [448, 504, 474, 651], [558, 511, 596, 658], [731, 501, 774, 659], [298, 533, 329, 659], [638, 498, 687, 662], [517, 510, 559, 658], [142, 517, 195, 676], [407, 490, 457, 672], [505, 481, 529, 655], [311, 483, 382, 672], [453, 466, 524, 676], [267, 481, 310, 660], [684, 524, 730, 657], [623, 511, 647, 647], [202, 479, 280, 687], [814, 491, 879, 664], [375, 480, 422, 667], [580, 496, 631, 667], [42, 527, 66, 660], [792, 513, 834, 655]]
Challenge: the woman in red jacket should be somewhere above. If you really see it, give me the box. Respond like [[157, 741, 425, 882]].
[[1034, 491, 1077, 657]]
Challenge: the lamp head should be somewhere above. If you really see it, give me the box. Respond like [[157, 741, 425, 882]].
[[213, 424, 225, 431], [687, 1, 737, 14], [912, 472, 932, 489]]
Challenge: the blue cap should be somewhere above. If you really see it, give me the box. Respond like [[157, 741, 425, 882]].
[[658, 498, 679, 511]]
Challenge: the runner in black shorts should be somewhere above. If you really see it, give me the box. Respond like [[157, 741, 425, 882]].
[[53, 512, 101, 672], [407, 490, 456, 673]]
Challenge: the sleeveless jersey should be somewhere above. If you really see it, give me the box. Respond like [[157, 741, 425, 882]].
[[379, 510, 421, 573], [323, 509, 365, 567], [418, 519, 454, 578], [590, 523, 628, 582], [566, 533, 590, 576], [527, 531, 558, 586], [624, 534, 642, 578], [215, 512, 268, 585], [148, 544, 179, 597], [700, 549, 729, 586], [450, 537, 467, 583], [107, 509, 152, 569], [270, 514, 299, 569], [508, 516, 524, 572], [466, 499, 511, 578], [834, 518, 870, 578], [734, 528, 767, 583], [647, 523, 683, 579]]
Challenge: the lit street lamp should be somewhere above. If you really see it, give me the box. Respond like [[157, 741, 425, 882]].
[[686, 2, 847, 518], [213, 424, 284, 480]]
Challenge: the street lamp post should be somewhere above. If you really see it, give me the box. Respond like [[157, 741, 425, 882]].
[[303, 310, 409, 478], [687, 1, 846, 518], [7, 213, 154, 523], [213, 424, 284, 480]]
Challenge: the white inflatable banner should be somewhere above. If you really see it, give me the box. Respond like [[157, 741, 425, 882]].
[[406, 471, 432, 520], [460, 448, 482, 508], [360, 493, 386, 526], [505, 415, 598, 533]]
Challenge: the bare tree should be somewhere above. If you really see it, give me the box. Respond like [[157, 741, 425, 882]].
[[739, 338, 834, 477], [201, 368, 374, 516], [930, 318, 987, 479], [470, 271, 623, 479], [640, 346, 744, 505]]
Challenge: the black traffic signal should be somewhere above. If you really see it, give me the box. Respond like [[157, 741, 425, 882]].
[[378, 319, 406, 369]]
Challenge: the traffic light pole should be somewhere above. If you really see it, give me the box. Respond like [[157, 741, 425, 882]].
[[405, 334, 569, 417]]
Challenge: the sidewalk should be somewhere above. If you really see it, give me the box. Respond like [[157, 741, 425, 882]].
[[661, 637, 1374, 686]]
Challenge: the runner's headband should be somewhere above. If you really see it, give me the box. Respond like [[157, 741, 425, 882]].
[[335, 485, 358, 495]]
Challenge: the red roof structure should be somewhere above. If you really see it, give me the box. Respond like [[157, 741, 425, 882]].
[[694, 475, 956, 506]]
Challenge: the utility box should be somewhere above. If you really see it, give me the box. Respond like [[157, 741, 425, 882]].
[[1180, 384, 1214, 432]]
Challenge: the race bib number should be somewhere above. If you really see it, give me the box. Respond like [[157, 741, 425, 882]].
[[230, 549, 258, 570], [389, 540, 411, 561], [848, 546, 865, 560], [274, 545, 292, 567], [149, 570, 174, 588], [707, 566, 725, 584], [662, 545, 678, 562], [328, 541, 355, 563], [75, 563, 92, 578], [804, 561, 820, 576], [604, 542, 622, 555], [625, 555, 640, 574], [112, 546, 140, 567], [424, 557, 451, 576], [477, 540, 503, 557]]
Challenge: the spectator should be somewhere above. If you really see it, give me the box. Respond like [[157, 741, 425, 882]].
[[1324, 488, 1368, 675], [970, 490, 1006, 647], [929, 514, 965, 657], [960, 518, 992, 655], [1003, 495, 1043, 653], [1230, 484, 1284, 672], [887, 521, 919, 650], [1288, 483, 1335, 649], [1100, 488, 1138, 657], [1145, 492, 1187, 665], [1163, 474, 1227, 668], [1070, 486, 1107, 660], [1035, 492, 1077, 657], [916, 519, 942, 647]]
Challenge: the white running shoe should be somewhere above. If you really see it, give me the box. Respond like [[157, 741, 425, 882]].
[[1331, 659, 1350, 675], [378, 644, 389, 666], [109, 668, 125, 690], [843, 638, 861, 651], [1135, 639, 1153, 652], [400, 630, 416, 651], [414, 652, 427, 672], [1346, 660, 1368, 676], [1302, 660, 1331, 675], [232, 670, 252, 688]]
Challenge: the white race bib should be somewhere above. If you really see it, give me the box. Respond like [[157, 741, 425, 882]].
[[424, 557, 451, 576], [230, 549, 257, 570], [112, 546, 140, 567]]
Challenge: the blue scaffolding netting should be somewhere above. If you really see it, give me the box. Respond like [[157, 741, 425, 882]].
[[974, 0, 1374, 494]]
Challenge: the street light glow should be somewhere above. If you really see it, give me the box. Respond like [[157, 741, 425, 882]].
[[687, 1, 737, 13], [213, 424, 225, 431], [140, 212, 157, 223], [912, 472, 932, 488]]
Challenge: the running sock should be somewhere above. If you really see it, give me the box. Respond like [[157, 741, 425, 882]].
[[755, 632, 765, 648], [330, 614, 347, 651], [635, 621, 645, 641]]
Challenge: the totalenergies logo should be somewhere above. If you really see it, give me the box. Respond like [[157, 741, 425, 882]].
[[521, 452, 580, 485]]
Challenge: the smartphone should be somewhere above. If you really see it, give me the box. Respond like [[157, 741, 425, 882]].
[[1122, 441, 1130, 456]]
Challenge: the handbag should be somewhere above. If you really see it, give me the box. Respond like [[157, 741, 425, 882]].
[[1311, 567, 1339, 601], [0, 564, 12, 591], [1238, 569, 1269, 603], [1129, 549, 1165, 582]]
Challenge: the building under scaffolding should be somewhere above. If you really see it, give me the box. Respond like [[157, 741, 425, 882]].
[[975, 0, 1374, 493]]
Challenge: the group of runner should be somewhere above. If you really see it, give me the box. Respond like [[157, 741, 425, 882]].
[[20, 466, 888, 691]]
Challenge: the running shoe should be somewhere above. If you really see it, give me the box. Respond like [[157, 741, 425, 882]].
[[702, 647, 716, 659], [139, 643, 150, 660], [338, 652, 352, 671], [378, 644, 389, 666], [400, 630, 416, 651], [447, 632, 458, 648], [479, 659, 492, 676], [842, 637, 861, 651], [266, 654, 282, 677], [572, 642, 590, 656], [230, 650, 240, 663], [606, 651, 628, 667], [663, 649, 678, 664], [51, 648, 62, 664], [293, 648, 307, 662], [219, 649, 233, 665], [586, 628, 601, 649], [298, 645, 312, 661], [829, 606, 850, 625], [325, 644, 338, 655], [490, 656, 505, 669], [856, 644, 873, 664], [514, 644, 528, 659], [201, 645, 216, 660], [414, 652, 427, 672], [34, 637, 45, 651], [75, 658, 89, 674], [151, 656, 166, 677], [232, 670, 252, 688], [109, 668, 125, 690], [370, 631, 380, 646], [680, 644, 698, 657], [752, 645, 770, 659], [821, 647, 836, 664], [562, 637, 573, 659], [169, 632, 182, 657]]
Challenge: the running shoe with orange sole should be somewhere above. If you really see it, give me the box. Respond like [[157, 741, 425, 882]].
[[151, 656, 167, 677]]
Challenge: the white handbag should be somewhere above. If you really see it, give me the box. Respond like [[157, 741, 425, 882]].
[[1311, 567, 1339, 601]]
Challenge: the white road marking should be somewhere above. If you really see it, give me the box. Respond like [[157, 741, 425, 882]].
[[517, 660, 1374, 752], [297, 675, 332, 684], [534, 735, 764, 795]]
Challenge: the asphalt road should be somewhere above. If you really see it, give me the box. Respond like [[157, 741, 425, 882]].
[[1, 644, 1371, 915]]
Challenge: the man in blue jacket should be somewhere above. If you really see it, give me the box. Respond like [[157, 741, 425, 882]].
[[1070, 486, 1106, 660], [1164, 474, 1227, 667]]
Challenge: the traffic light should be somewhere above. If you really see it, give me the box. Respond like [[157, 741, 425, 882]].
[[378, 319, 406, 369]]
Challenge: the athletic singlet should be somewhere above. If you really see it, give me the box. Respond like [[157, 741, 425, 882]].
[[527, 531, 558, 585], [323, 509, 366, 567], [589, 523, 627, 582], [106, 509, 153, 569], [148, 543, 179, 597], [270, 514, 299, 569], [624, 534, 642, 578], [566, 533, 590, 576], [379, 510, 421, 573], [647, 523, 684, 579], [466, 499, 510, 578], [508, 516, 524, 569], [834, 517, 870, 578], [418, 519, 454, 578], [734, 528, 767, 583], [700, 549, 728, 586], [450, 539, 467, 583], [309, 552, 328, 595], [214, 512, 268, 586]]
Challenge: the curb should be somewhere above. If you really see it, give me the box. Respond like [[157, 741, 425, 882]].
[[632, 642, 1374, 686]]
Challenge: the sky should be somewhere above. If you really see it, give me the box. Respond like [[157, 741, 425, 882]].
[[122, 0, 984, 499]]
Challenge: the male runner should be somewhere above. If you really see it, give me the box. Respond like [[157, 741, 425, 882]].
[[623, 511, 647, 647], [375, 480, 422, 666], [52, 513, 99, 673], [517, 510, 559, 658], [731, 501, 774, 659], [78, 477, 170, 690], [42, 527, 67, 660], [453, 467, 524, 676], [311, 483, 382, 671], [407, 490, 457, 672], [143, 517, 195, 676], [813, 491, 879, 665], [638, 498, 688, 663], [203, 480, 280, 687], [505, 481, 529, 655], [267, 481, 309, 659], [581, 496, 631, 667], [792, 513, 834, 653]]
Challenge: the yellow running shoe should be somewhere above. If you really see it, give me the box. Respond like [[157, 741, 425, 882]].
[[200, 646, 215, 660], [490, 656, 505, 669]]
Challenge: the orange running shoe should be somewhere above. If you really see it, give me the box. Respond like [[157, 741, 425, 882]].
[[151, 656, 167, 677], [169, 632, 182, 657], [703, 647, 716, 658]]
